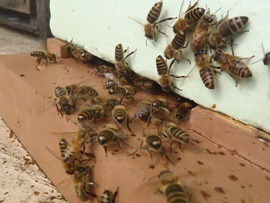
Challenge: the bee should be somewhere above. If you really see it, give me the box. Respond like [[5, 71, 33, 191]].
[[95, 65, 115, 76], [152, 99, 169, 108], [59, 138, 81, 163], [130, 1, 175, 44], [151, 106, 171, 128], [194, 48, 219, 89], [53, 86, 76, 119], [96, 124, 132, 157], [156, 55, 185, 92], [73, 164, 97, 201], [158, 170, 188, 203], [100, 187, 119, 203], [162, 121, 190, 152], [207, 14, 249, 49], [133, 75, 162, 93], [90, 96, 121, 110], [212, 49, 254, 86], [103, 80, 118, 89], [78, 105, 107, 123], [173, 0, 205, 33], [75, 122, 97, 147], [134, 100, 152, 127], [108, 85, 137, 103], [175, 102, 194, 120], [190, 9, 216, 52], [261, 43, 270, 67], [164, 30, 190, 64], [114, 44, 137, 73], [80, 51, 93, 63], [130, 134, 172, 166], [31, 51, 57, 66], [65, 83, 98, 101], [70, 44, 85, 61], [112, 105, 135, 136]]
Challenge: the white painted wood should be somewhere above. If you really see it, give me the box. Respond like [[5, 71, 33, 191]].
[[50, 0, 270, 133]]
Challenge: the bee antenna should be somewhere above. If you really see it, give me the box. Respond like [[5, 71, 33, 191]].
[[213, 7, 222, 15], [148, 174, 159, 181], [173, 85, 182, 91], [251, 58, 263, 65], [262, 42, 266, 55]]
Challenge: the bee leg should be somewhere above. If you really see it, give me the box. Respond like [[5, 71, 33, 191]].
[[36, 57, 42, 66], [144, 147, 154, 163], [83, 152, 97, 164], [179, 50, 191, 64], [117, 139, 130, 155], [103, 146, 108, 157], [170, 142, 173, 153], [119, 138, 133, 149], [127, 142, 143, 156], [123, 49, 137, 61], [45, 58, 48, 67], [178, 142, 184, 152], [84, 189, 97, 198], [112, 187, 119, 203], [126, 116, 136, 136]]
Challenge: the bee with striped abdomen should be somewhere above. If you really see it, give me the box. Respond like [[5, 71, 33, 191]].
[[78, 105, 107, 123], [212, 49, 254, 86], [175, 101, 194, 120], [173, 0, 205, 34], [108, 85, 137, 103], [53, 86, 76, 120], [158, 170, 188, 203], [134, 100, 152, 128], [162, 121, 190, 152], [114, 44, 137, 73], [207, 14, 249, 49], [96, 124, 132, 157], [152, 99, 169, 109], [65, 82, 98, 101], [100, 187, 119, 203], [31, 51, 57, 66], [156, 55, 186, 92], [133, 75, 162, 93], [112, 105, 135, 136]]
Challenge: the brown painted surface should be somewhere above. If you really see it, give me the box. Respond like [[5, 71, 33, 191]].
[[0, 39, 269, 202]]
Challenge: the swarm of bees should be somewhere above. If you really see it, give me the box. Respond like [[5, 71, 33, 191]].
[[39, 0, 267, 202]]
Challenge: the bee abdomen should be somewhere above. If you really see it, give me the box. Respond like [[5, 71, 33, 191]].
[[156, 55, 168, 75], [185, 7, 205, 22], [170, 127, 190, 144], [109, 87, 126, 94], [172, 30, 186, 50], [165, 184, 188, 203], [175, 102, 193, 120], [54, 86, 68, 98], [97, 130, 115, 145], [146, 135, 162, 150], [78, 110, 95, 122], [199, 66, 215, 89], [115, 44, 123, 62], [221, 16, 248, 38], [147, 1, 163, 24], [31, 51, 45, 57], [229, 61, 252, 78]]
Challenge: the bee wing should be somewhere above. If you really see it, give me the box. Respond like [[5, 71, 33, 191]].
[[77, 79, 95, 87], [180, 65, 197, 87], [104, 72, 120, 84]]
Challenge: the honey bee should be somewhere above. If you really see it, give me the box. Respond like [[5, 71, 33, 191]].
[[162, 121, 190, 152], [133, 75, 162, 93], [96, 124, 132, 157], [75, 122, 97, 146], [114, 44, 137, 73], [112, 105, 135, 136], [207, 14, 249, 49], [151, 106, 171, 127], [31, 51, 57, 66], [130, 1, 175, 44], [78, 105, 107, 123], [130, 134, 172, 166], [190, 9, 216, 52], [90, 96, 121, 110], [103, 80, 118, 89], [134, 100, 152, 127], [53, 86, 76, 119], [100, 187, 119, 203], [70, 44, 85, 60], [261, 43, 270, 67], [158, 170, 188, 203], [194, 48, 218, 89], [105, 71, 130, 86], [73, 164, 97, 201], [152, 99, 169, 108], [95, 65, 115, 76], [175, 102, 194, 120], [173, 0, 205, 33], [59, 138, 81, 163], [212, 49, 254, 86], [80, 51, 93, 63], [164, 30, 190, 64], [65, 82, 98, 101], [108, 85, 137, 103], [156, 55, 185, 92]]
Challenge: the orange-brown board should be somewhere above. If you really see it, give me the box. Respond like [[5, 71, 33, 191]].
[[0, 49, 269, 203]]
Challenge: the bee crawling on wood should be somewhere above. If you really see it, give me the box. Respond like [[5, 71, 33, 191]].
[[31, 50, 57, 66]]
